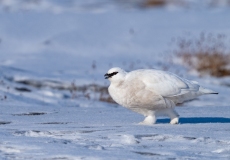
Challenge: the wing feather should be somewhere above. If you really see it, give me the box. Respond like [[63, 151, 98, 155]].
[[127, 69, 200, 98]]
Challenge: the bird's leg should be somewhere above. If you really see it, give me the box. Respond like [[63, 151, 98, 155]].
[[138, 115, 156, 125], [166, 109, 179, 124]]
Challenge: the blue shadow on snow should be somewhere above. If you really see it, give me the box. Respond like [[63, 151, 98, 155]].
[[157, 117, 230, 124]]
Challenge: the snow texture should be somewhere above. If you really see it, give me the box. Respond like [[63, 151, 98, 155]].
[[0, 0, 230, 159]]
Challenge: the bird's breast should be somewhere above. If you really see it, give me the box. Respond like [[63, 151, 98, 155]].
[[108, 85, 127, 106]]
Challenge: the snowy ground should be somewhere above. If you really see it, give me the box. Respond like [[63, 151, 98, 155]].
[[1, 100, 230, 159], [0, 0, 230, 159]]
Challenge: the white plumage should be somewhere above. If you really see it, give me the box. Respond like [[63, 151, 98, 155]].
[[104, 67, 218, 125]]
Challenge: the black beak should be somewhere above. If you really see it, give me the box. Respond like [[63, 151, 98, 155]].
[[104, 73, 109, 79]]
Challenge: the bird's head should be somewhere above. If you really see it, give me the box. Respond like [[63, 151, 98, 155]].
[[104, 67, 127, 83]]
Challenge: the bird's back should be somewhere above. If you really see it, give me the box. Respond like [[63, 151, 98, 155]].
[[125, 69, 217, 105]]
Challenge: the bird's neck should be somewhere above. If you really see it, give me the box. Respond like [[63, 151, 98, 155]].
[[111, 80, 124, 88]]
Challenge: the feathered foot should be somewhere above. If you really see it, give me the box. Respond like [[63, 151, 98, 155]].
[[170, 117, 179, 124], [167, 109, 179, 125], [138, 115, 156, 125]]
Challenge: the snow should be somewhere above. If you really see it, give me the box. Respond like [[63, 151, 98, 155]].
[[0, 0, 230, 159]]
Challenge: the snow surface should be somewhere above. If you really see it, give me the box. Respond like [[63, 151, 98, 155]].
[[0, 0, 230, 159]]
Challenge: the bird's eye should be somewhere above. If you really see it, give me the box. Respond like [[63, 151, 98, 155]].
[[110, 72, 118, 77], [104, 71, 118, 79], [111, 72, 118, 76]]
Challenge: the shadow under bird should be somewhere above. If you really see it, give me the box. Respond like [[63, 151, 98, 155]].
[[104, 67, 218, 125]]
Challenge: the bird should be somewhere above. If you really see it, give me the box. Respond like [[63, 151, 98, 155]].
[[104, 67, 218, 125]]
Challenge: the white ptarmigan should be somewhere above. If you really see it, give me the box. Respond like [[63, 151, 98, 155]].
[[104, 67, 218, 125]]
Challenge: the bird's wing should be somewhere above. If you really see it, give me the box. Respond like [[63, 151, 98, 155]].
[[128, 69, 200, 98]]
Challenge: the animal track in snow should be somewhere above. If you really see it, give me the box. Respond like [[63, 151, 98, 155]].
[[0, 121, 11, 125], [12, 112, 47, 116]]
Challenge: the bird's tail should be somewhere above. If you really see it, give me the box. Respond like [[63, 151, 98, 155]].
[[200, 87, 218, 94]]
